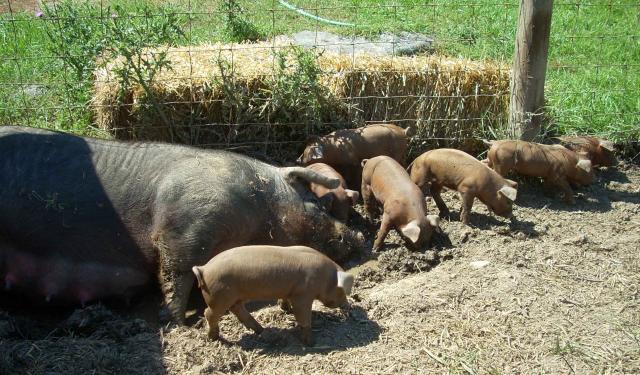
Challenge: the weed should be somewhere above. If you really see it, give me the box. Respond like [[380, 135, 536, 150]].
[[40, 0, 185, 137], [218, 0, 262, 42]]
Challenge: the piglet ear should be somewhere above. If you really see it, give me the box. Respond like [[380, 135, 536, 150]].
[[309, 145, 324, 160], [426, 214, 440, 229], [505, 178, 518, 189], [337, 271, 354, 295], [400, 222, 421, 244], [498, 185, 518, 202], [345, 189, 360, 205], [599, 140, 615, 151], [576, 159, 592, 173], [426, 214, 442, 234]]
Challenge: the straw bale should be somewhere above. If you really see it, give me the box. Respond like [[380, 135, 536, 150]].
[[92, 41, 509, 159]]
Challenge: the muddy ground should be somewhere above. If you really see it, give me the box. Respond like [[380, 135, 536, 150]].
[[1, 163, 639, 374]]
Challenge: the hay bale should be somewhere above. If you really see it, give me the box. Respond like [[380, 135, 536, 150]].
[[92, 41, 509, 159]]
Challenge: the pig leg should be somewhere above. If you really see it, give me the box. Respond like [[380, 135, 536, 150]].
[[459, 190, 475, 226], [153, 228, 213, 324], [430, 184, 450, 218], [372, 214, 392, 251], [361, 182, 378, 221], [230, 301, 264, 334], [555, 178, 576, 204], [157, 265, 195, 324], [204, 305, 227, 340], [289, 295, 314, 346]]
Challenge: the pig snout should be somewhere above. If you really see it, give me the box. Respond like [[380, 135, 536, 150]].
[[322, 271, 354, 308]]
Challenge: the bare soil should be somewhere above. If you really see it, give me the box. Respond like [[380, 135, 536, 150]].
[[1, 163, 639, 374]]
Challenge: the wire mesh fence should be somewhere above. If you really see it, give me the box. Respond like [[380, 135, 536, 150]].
[[0, 0, 638, 161]]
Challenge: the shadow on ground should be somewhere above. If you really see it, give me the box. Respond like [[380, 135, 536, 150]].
[[234, 305, 381, 355]]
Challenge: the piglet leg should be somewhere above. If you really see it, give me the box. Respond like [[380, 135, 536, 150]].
[[372, 214, 392, 251], [361, 182, 378, 221], [290, 295, 314, 346], [556, 178, 576, 204], [430, 184, 450, 218], [230, 302, 264, 334], [459, 190, 475, 226], [204, 306, 226, 340]]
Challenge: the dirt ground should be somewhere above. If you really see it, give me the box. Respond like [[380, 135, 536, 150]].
[[1, 163, 639, 374]]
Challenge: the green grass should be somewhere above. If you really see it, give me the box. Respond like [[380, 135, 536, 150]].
[[0, 0, 638, 142]]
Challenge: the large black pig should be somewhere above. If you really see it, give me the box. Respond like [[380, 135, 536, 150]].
[[0, 126, 364, 323]]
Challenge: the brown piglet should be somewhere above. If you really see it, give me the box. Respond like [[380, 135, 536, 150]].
[[297, 123, 413, 188], [484, 140, 595, 204], [408, 149, 518, 225], [553, 136, 617, 168], [361, 156, 441, 251], [306, 163, 359, 221], [192, 245, 354, 346]]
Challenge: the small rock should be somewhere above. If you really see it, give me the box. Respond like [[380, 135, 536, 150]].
[[514, 232, 527, 241], [470, 260, 490, 269], [562, 234, 588, 245], [22, 84, 46, 98]]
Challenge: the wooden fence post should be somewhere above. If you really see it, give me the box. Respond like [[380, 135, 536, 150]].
[[509, 0, 554, 141]]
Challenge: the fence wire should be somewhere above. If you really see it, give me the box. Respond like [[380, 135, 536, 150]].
[[0, 0, 638, 160]]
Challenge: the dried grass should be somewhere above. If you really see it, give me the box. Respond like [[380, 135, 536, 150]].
[[92, 41, 509, 157]]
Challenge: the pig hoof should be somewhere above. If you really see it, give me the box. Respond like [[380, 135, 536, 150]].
[[253, 325, 264, 335], [207, 331, 220, 341]]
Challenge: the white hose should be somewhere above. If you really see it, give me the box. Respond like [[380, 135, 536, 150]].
[[278, 0, 355, 27]]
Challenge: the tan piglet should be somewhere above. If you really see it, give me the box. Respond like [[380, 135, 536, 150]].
[[192, 245, 354, 346]]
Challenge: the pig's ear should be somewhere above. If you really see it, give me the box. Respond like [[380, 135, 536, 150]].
[[345, 189, 360, 205], [599, 140, 615, 152], [361, 158, 369, 168], [318, 193, 335, 211], [576, 159, 592, 173], [498, 185, 518, 202], [426, 214, 442, 233], [400, 221, 421, 244], [337, 271, 354, 295]]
